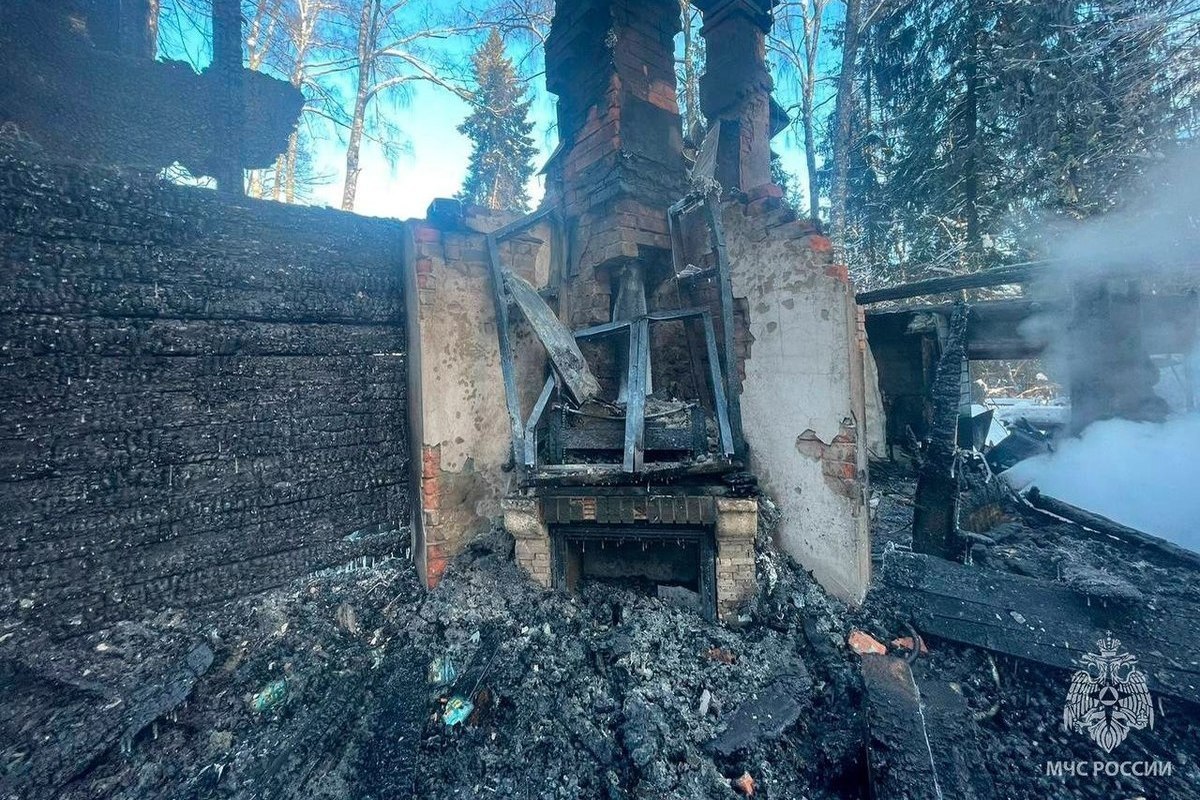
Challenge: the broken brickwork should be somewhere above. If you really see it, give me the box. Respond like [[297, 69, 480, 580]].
[[408, 210, 552, 587], [0, 153, 412, 632], [544, 0, 688, 330], [722, 191, 872, 603], [695, 0, 785, 193], [503, 494, 760, 621]]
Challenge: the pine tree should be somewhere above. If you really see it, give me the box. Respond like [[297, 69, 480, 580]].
[[838, 0, 1197, 284], [458, 29, 538, 212]]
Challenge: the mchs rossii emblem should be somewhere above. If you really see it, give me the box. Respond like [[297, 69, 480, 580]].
[[1063, 634, 1154, 753]]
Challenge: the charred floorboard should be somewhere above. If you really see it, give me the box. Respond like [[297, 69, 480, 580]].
[[860, 654, 996, 800]]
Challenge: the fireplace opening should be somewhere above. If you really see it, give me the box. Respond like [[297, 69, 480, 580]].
[[551, 525, 718, 619]]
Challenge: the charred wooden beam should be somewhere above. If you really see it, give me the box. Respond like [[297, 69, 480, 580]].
[[505, 270, 600, 406], [881, 551, 1200, 702], [1025, 488, 1200, 571], [860, 654, 996, 800], [705, 193, 747, 456], [856, 263, 1042, 305], [211, 0, 245, 194], [486, 234, 526, 468], [623, 318, 650, 473], [911, 303, 968, 559], [523, 459, 736, 488]]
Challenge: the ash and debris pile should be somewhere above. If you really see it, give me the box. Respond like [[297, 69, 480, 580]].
[[5, 467, 1200, 799], [1, 505, 866, 800], [860, 459, 1200, 800]]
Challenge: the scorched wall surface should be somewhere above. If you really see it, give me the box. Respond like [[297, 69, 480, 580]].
[[0, 153, 412, 633]]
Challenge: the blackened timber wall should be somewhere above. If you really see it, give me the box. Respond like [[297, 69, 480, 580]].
[[0, 153, 411, 633]]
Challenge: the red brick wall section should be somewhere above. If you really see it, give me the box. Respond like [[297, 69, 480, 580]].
[[795, 424, 862, 500]]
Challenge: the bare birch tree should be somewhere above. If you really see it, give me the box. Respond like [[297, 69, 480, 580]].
[[325, 0, 478, 211], [771, 0, 828, 221]]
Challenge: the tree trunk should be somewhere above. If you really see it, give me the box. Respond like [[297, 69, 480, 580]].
[[147, 0, 160, 57], [342, 89, 369, 211], [830, 0, 863, 254], [272, 154, 285, 201], [247, 170, 265, 198], [285, 130, 300, 203], [680, 0, 702, 137], [801, 0, 825, 223], [962, 0, 981, 266], [211, 0, 245, 195], [801, 92, 820, 222], [342, 0, 378, 212]]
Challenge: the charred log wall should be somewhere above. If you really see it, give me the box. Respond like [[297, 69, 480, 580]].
[[0, 153, 412, 634]]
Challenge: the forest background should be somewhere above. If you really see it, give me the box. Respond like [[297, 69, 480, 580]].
[[156, 0, 1200, 297]]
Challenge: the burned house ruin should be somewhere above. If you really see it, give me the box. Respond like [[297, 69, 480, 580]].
[[412, 0, 872, 614], [0, 0, 869, 632], [2, 1, 1199, 799]]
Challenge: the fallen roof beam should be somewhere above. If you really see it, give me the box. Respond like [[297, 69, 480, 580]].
[[1024, 488, 1200, 571], [881, 551, 1200, 702], [505, 270, 600, 407]]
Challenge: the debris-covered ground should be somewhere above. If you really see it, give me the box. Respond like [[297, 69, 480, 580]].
[[4, 465, 1199, 799], [1, 508, 868, 800], [862, 459, 1200, 800]]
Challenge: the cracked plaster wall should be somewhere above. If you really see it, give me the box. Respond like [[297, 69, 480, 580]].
[[723, 199, 872, 603], [407, 213, 549, 586]]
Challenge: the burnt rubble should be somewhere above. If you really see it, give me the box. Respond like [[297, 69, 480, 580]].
[[4, 461, 1199, 799], [2, 509, 866, 800]]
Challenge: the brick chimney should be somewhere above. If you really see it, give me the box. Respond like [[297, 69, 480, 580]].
[[544, 0, 688, 328]]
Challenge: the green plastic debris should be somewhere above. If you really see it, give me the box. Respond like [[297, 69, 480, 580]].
[[427, 656, 458, 688], [249, 679, 288, 713], [442, 694, 474, 727]]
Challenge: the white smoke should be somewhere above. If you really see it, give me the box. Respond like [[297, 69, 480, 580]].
[[1005, 149, 1200, 553], [1003, 410, 1200, 551]]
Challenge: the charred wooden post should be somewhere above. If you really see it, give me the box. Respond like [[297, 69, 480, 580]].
[[211, 0, 246, 195], [0, 1, 302, 176], [911, 302, 968, 559]]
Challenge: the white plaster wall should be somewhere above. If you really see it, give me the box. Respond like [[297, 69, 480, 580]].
[[724, 206, 871, 603]]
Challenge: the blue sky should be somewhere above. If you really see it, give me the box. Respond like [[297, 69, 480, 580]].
[[318, 76, 561, 220], [157, 2, 830, 221]]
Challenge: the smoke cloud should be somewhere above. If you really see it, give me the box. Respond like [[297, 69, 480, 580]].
[[1005, 148, 1200, 553], [1003, 412, 1200, 551]]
